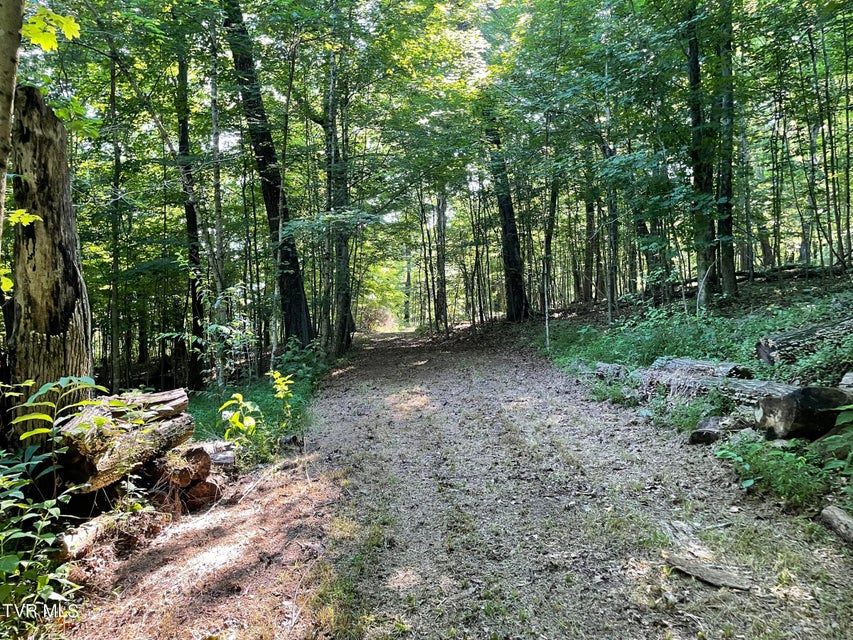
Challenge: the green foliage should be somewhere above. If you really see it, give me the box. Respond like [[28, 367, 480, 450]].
[[0, 446, 78, 638], [816, 408, 853, 504], [22, 7, 80, 53], [715, 434, 830, 509], [647, 392, 723, 433], [587, 376, 639, 407], [549, 288, 853, 386], [199, 362, 310, 466], [0, 380, 101, 638]]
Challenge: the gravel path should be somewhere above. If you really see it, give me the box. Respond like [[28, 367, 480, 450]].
[[308, 331, 853, 640]]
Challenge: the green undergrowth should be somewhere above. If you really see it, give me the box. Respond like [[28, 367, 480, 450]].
[[188, 339, 328, 465], [547, 281, 853, 385], [545, 279, 853, 512]]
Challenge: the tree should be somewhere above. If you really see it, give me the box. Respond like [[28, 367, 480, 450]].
[[0, 0, 24, 256], [223, 0, 314, 347], [9, 86, 92, 421]]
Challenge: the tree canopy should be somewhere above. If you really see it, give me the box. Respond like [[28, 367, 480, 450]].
[[1, 0, 851, 388]]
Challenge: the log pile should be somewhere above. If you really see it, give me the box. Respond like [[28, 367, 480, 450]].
[[59, 388, 195, 492], [146, 442, 234, 514], [755, 316, 853, 365]]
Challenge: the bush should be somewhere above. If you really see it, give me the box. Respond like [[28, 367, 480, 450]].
[[0, 443, 79, 637], [715, 434, 830, 508]]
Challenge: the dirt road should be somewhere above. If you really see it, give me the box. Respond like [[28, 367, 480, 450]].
[[308, 331, 852, 640], [67, 331, 852, 640]]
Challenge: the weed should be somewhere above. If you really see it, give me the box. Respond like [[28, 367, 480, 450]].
[[715, 433, 830, 508], [586, 378, 639, 407]]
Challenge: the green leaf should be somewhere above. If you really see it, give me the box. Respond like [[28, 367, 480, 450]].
[[0, 554, 20, 573], [11, 413, 55, 425], [835, 410, 853, 427], [7, 208, 42, 226], [19, 428, 53, 440]]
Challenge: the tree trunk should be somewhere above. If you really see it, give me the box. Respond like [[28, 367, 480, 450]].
[[434, 189, 449, 333], [755, 317, 853, 365], [717, 0, 737, 297], [9, 86, 92, 426], [176, 42, 205, 391], [685, 2, 717, 308], [484, 116, 530, 321], [0, 0, 23, 255], [223, 0, 313, 346]]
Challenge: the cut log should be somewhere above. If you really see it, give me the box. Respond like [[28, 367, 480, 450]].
[[76, 413, 195, 492], [639, 369, 797, 408], [755, 317, 853, 365], [651, 357, 753, 379], [150, 446, 212, 489], [689, 417, 723, 444], [666, 553, 752, 591], [60, 388, 189, 435], [57, 512, 119, 560], [820, 505, 853, 546], [183, 479, 222, 511], [757, 387, 853, 439]]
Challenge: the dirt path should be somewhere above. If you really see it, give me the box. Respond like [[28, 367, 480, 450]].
[[308, 331, 852, 640], [66, 331, 852, 640]]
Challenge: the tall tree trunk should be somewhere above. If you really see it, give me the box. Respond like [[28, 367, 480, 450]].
[[434, 188, 449, 334], [208, 13, 227, 384], [223, 0, 313, 346], [484, 116, 529, 321], [601, 143, 619, 322], [108, 59, 121, 392], [0, 0, 23, 256], [176, 42, 205, 390], [10, 87, 92, 425], [582, 189, 596, 303], [717, 0, 737, 296], [685, 2, 717, 308]]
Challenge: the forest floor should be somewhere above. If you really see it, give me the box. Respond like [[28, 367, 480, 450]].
[[65, 327, 852, 640]]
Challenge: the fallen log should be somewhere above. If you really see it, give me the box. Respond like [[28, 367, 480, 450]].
[[151, 446, 212, 489], [183, 479, 222, 511], [820, 505, 853, 546], [755, 317, 853, 365], [74, 413, 195, 492], [757, 387, 853, 439], [52, 389, 193, 492], [650, 357, 753, 379], [57, 511, 119, 560], [639, 369, 797, 408]]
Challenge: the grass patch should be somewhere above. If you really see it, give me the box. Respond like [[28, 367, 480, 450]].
[[308, 504, 394, 639]]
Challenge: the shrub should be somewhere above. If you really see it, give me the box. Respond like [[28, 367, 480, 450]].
[[715, 434, 830, 508]]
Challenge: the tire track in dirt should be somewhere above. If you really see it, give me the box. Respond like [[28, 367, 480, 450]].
[[308, 332, 853, 640]]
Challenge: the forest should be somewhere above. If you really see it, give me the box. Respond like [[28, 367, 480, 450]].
[[1, 0, 851, 392], [1, 0, 853, 638]]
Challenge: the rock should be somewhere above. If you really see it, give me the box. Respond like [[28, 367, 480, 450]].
[[594, 362, 626, 380]]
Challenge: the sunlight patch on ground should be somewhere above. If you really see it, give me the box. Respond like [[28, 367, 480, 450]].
[[387, 568, 422, 591], [385, 388, 433, 419]]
